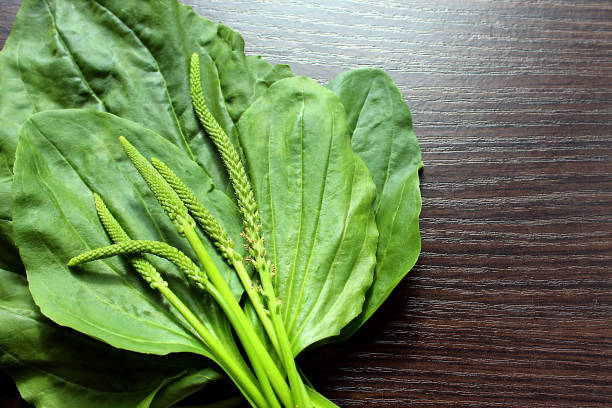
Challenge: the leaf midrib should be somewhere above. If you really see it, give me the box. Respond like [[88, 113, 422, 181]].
[[92, 0, 196, 162], [290, 156, 366, 349], [285, 92, 336, 334], [42, 0, 107, 111], [282, 84, 306, 322]]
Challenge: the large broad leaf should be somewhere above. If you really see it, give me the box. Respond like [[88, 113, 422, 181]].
[[327, 69, 423, 336], [0, 268, 223, 408], [13, 109, 246, 364], [237, 76, 379, 355], [0, 0, 293, 267]]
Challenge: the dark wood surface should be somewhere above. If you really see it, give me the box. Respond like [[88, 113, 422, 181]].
[[1, 0, 611, 407]]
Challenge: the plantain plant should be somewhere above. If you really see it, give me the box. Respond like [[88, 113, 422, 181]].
[[0, 0, 422, 406]]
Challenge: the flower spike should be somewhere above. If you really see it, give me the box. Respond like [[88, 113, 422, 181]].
[[119, 136, 194, 235], [151, 157, 235, 260], [92, 193, 168, 289], [68, 240, 208, 290]]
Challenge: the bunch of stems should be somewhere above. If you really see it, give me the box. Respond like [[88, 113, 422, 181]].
[[68, 54, 331, 408]]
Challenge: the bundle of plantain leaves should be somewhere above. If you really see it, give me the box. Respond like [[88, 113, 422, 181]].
[[0, 1, 422, 406]]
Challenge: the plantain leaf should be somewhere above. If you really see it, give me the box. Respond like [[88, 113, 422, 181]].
[[327, 69, 423, 337], [0, 267, 223, 408], [0, 0, 293, 267], [12, 109, 245, 363], [237, 76, 379, 355]]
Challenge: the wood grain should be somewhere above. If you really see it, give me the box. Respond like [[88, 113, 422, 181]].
[[1, 0, 611, 407]]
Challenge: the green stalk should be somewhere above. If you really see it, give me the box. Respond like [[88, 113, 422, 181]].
[[229, 254, 279, 351], [156, 286, 267, 408], [269, 305, 309, 408], [182, 222, 294, 408], [204, 282, 279, 408], [253, 248, 310, 407], [68, 242, 265, 408]]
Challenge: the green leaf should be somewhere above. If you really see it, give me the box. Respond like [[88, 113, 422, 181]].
[[0, 0, 293, 265], [237, 76, 379, 355], [12, 109, 245, 362], [0, 267, 222, 408], [149, 370, 231, 408], [327, 68, 423, 336]]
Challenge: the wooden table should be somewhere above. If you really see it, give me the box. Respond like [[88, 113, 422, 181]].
[[1, 1, 611, 407]]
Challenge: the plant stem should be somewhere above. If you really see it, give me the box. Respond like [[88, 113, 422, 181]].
[[156, 286, 266, 408], [182, 221, 294, 408], [205, 282, 279, 408], [270, 305, 310, 408], [229, 254, 279, 351], [252, 240, 311, 408]]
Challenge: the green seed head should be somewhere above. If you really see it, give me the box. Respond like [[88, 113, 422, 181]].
[[93, 193, 130, 243], [190, 53, 267, 270], [151, 157, 235, 260], [119, 137, 194, 235], [92, 193, 167, 289], [68, 240, 208, 290]]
